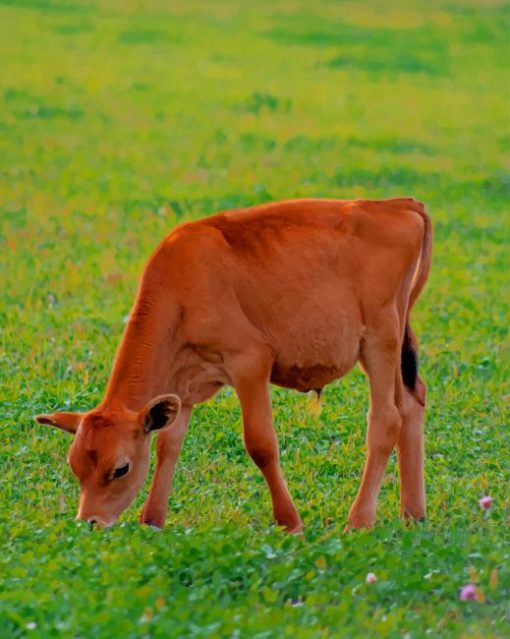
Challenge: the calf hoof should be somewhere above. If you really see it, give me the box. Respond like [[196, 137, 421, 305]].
[[344, 511, 375, 532], [140, 507, 166, 529], [284, 520, 304, 535], [274, 513, 302, 534], [274, 507, 303, 534], [343, 521, 373, 533], [402, 507, 426, 523]]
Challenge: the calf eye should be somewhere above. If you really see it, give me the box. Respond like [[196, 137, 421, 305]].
[[113, 463, 129, 479]]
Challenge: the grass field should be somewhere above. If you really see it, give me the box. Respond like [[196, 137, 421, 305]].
[[1, 0, 509, 637]]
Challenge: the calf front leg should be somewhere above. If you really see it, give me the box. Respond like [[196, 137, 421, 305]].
[[140, 406, 192, 528], [234, 366, 302, 533]]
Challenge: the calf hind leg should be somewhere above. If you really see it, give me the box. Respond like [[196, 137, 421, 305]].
[[347, 316, 403, 530], [397, 375, 426, 521]]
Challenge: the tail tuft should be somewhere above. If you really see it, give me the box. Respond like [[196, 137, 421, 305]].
[[401, 324, 418, 391]]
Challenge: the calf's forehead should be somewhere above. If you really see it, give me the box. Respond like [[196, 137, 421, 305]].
[[72, 421, 131, 464]]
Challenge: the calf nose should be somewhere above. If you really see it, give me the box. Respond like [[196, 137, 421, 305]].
[[88, 519, 97, 529]]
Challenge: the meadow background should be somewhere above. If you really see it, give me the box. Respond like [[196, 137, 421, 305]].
[[1, 0, 509, 637]]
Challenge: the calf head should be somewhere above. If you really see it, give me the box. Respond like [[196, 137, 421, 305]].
[[35, 394, 181, 527]]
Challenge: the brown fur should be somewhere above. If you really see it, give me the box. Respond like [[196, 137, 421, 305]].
[[35, 198, 432, 531]]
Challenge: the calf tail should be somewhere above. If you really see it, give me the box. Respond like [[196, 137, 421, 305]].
[[408, 200, 432, 313], [401, 323, 419, 391], [401, 201, 432, 402]]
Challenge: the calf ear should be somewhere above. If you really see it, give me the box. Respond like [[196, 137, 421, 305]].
[[142, 394, 181, 433], [34, 411, 83, 435]]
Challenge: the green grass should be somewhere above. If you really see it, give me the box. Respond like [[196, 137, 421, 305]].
[[1, 0, 509, 637]]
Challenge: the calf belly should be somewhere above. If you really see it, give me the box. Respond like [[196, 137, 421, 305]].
[[268, 301, 362, 392], [270, 361, 350, 392]]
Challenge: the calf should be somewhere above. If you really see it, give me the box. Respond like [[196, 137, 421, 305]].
[[36, 198, 432, 532]]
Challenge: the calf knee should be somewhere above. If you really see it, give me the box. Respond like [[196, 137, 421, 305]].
[[245, 441, 277, 469]]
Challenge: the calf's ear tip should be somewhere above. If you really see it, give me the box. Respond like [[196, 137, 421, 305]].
[[32, 411, 81, 434], [166, 393, 181, 409], [148, 393, 181, 409]]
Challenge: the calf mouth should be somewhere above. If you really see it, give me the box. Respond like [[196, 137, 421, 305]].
[[76, 514, 116, 529]]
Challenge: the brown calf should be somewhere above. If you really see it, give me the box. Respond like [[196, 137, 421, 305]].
[[36, 198, 431, 532]]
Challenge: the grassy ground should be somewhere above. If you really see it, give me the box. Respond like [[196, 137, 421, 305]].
[[1, 0, 509, 637]]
